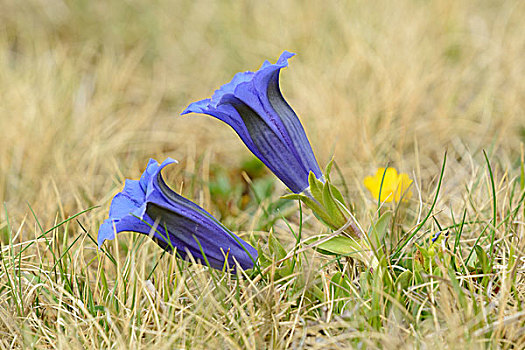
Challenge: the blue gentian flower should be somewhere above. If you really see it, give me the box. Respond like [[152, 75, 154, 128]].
[[98, 158, 258, 271], [181, 51, 322, 193]]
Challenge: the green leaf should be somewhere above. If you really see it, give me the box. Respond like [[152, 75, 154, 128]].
[[322, 182, 346, 228], [369, 211, 392, 249], [395, 270, 412, 290], [281, 193, 307, 201], [359, 270, 372, 297], [474, 245, 490, 273], [257, 242, 272, 268], [313, 236, 356, 255], [314, 235, 369, 264], [417, 245, 429, 259], [310, 284, 325, 302], [282, 192, 339, 229], [329, 183, 347, 208], [308, 171, 324, 203], [413, 269, 424, 285], [331, 272, 343, 295], [447, 267, 467, 309], [268, 231, 287, 261], [331, 272, 352, 298], [325, 159, 334, 180]]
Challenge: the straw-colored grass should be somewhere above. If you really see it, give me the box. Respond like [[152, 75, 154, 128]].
[[1, 0, 524, 348]]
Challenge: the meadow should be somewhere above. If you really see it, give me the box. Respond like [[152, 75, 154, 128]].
[[1, 0, 524, 348]]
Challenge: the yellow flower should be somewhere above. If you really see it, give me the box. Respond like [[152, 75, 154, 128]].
[[364, 167, 413, 203]]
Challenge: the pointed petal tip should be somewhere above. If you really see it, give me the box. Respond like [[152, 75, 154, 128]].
[[281, 50, 296, 59], [181, 99, 212, 116], [180, 106, 196, 116], [158, 157, 178, 170], [144, 157, 177, 172], [97, 219, 116, 247], [145, 158, 159, 168], [276, 51, 296, 66], [139, 157, 178, 194]]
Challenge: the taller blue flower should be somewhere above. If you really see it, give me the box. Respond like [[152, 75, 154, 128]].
[[181, 51, 322, 194], [98, 158, 258, 271]]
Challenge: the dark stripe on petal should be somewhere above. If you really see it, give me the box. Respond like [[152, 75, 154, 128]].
[[155, 171, 231, 230], [228, 98, 309, 193], [266, 74, 322, 179], [146, 203, 253, 270]]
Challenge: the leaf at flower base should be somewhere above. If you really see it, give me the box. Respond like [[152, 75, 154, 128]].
[[308, 171, 324, 203], [280, 193, 306, 201], [325, 159, 334, 181], [322, 182, 346, 228], [312, 235, 371, 265], [314, 235, 359, 255], [368, 211, 392, 249], [281, 193, 337, 229], [329, 183, 347, 208]]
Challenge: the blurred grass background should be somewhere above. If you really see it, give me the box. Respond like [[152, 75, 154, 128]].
[[0, 0, 524, 348], [1, 0, 523, 224]]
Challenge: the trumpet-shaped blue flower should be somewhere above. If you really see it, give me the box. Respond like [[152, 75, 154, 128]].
[[182, 51, 322, 193], [98, 158, 258, 271]]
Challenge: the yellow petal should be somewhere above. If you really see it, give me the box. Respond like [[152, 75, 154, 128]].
[[364, 167, 412, 203], [363, 175, 380, 200]]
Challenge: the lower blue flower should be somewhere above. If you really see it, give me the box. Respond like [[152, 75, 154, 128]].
[[98, 158, 258, 271]]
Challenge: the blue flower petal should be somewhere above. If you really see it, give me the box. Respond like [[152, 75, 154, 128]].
[[107, 180, 143, 219], [98, 219, 117, 246], [183, 100, 267, 164], [218, 94, 310, 192], [210, 71, 255, 105]]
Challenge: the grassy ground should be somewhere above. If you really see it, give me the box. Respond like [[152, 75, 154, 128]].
[[1, 0, 524, 348]]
